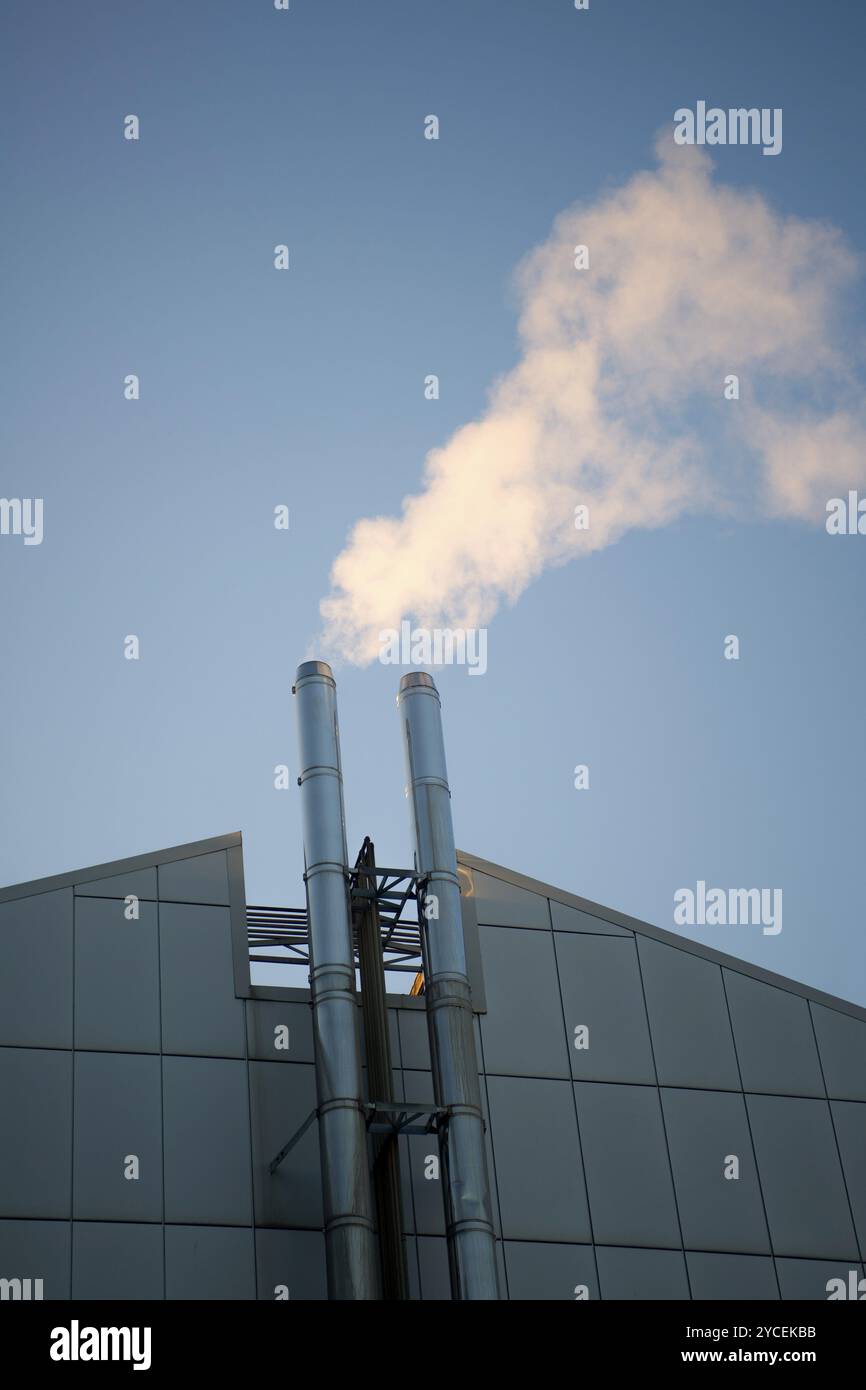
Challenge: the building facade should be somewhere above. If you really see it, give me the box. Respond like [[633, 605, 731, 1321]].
[[1, 832, 864, 1300]]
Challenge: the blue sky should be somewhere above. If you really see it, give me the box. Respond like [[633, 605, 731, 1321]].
[[3, 1, 865, 1003]]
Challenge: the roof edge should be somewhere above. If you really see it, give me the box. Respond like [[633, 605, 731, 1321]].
[[0, 832, 244, 904], [457, 848, 866, 1025]]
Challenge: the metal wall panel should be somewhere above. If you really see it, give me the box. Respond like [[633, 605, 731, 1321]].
[[0, 1218, 71, 1301], [164, 1225, 255, 1300], [162, 1057, 252, 1226], [0, 889, 73, 1049], [0, 1047, 72, 1219], [724, 971, 825, 1097], [401, 1070, 445, 1237], [811, 1003, 866, 1102], [574, 1081, 680, 1249], [255, 1228, 327, 1301], [467, 870, 551, 930], [504, 1241, 598, 1300], [829, 1101, 866, 1256], [549, 900, 630, 937], [686, 1251, 778, 1300], [72, 1222, 164, 1300], [416, 1236, 451, 1300], [159, 904, 245, 1058], [396, 1008, 431, 1071], [638, 937, 740, 1090], [249, 1061, 322, 1229], [478, 925, 570, 1079], [158, 851, 230, 906], [661, 1087, 770, 1254], [556, 935, 655, 1084], [775, 1257, 865, 1301], [746, 1094, 859, 1259], [246, 999, 315, 1065], [74, 897, 160, 1053], [487, 1076, 591, 1242], [75, 869, 157, 901], [73, 1051, 162, 1221], [595, 1245, 689, 1300]]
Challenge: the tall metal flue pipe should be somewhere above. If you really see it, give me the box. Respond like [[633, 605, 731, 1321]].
[[293, 660, 380, 1300], [397, 671, 499, 1299]]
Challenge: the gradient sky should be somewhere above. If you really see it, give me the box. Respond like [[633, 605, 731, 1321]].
[[3, 1, 865, 1004]]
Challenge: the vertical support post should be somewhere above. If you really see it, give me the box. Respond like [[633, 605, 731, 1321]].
[[293, 660, 379, 1300], [397, 671, 499, 1300], [356, 837, 410, 1300]]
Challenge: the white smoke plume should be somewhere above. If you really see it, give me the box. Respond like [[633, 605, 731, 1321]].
[[320, 133, 865, 665]]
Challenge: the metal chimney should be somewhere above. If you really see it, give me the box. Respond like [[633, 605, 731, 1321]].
[[293, 660, 379, 1300], [397, 671, 499, 1299]]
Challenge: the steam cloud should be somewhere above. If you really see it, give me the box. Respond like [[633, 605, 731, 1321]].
[[319, 133, 865, 665]]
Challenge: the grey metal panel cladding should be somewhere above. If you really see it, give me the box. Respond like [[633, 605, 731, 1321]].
[[0, 1048, 72, 1218], [0, 889, 72, 1048], [549, 900, 631, 937], [811, 1003, 866, 1101], [394, 1080, 417, 1239], [74, 1052, 163, 1222], [478, 925, 571, 1079], [158, 851, 230, 906], [555, 933, 655, 1084], [595, 1246, 690, 1300], [162, 1056, 252, 1226], [746, 1094, 859, 1259], [505, 1242, 599, 1300], [467, 869, 551, 930], [75, 868, 157, 901], [164, 1225, 255, 1300], [486, 1076, 591, 1242], [686, 1252, 779, 1300], [255, 1228, 327, 1301], [637, 936, 740, 1090], [0, 1219, 71, 1300], [723, 970, 825, 1097], [417, 1236, 452, 1300], [399, 1065, 498, 1241], [775, 1257, 865, 1300], [246, 999, 315, 1064], [74, 897, 160, 1053], [402, 1070, 445, 1237], [159, 903, 245, 1058], [661, 1088, 770, 1253], [574, 1082, 680, 1249], [406, 1237, 421, 1299], [397, 1008, 431, 1071], [249, 1061, 322, 1229], [830, 1101, 866, 1255], [72, 1223, 165, 1300]]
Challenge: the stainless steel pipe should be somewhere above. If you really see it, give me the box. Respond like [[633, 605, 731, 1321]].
[[294, 660, 379, 1300], [397, 671, 499, 1299]]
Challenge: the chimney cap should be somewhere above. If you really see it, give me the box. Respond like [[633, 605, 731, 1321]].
[[295, 659, 335, 683], [398, 670, 438, 694]]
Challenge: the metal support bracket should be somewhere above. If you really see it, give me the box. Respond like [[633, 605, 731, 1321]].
[[268, 1102, 450, 1174], [363, 1100, 449, 1137], [268, 1106, 319, 1175]]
